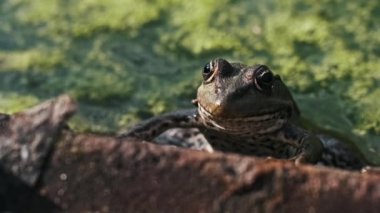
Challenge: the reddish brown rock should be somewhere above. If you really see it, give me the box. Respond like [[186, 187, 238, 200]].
[[40, 132, 380, 213], [0, 94, 76, 186], [0, 95, 76, 212]]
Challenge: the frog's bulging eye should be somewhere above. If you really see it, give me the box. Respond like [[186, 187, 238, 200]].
[[203, 62, 214, 82], [254, 65, 274, 91], [259, 71, 273, 84]]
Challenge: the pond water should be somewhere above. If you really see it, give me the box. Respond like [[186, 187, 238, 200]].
[[1, 0, 380, 163]]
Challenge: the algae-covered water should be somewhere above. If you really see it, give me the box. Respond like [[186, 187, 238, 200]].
[[1, 0, 380, 163]]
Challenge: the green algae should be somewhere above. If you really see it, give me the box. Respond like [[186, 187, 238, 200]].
[[1, 0, 380, 163]]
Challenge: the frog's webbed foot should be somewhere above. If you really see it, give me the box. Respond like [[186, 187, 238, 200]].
[[294, 134, 323, 165], [118, 109, 202, 141], [274, 123, 323, 165]]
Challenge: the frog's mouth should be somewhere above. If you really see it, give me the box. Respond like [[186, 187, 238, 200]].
[[198, 104, 288, 135]]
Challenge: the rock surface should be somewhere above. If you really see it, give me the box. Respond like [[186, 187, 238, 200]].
[[39, 134, 380, 213], [0, 95, 380, 212], [0, 94, 76, 186]]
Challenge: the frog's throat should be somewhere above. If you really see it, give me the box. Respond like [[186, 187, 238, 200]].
[[198, 105, 288, 135]]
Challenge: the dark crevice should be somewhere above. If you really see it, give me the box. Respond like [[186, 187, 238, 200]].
[[0, 167, 60, 212], [233, 172, 274, 196], [219, 171, 280, 213], [34, 125, 67, 189]]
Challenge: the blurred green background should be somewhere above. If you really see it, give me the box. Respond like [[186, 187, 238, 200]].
[[1, 0, 380, 163]]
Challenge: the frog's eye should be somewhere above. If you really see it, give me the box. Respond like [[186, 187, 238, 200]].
[[254, 65, 274, 91], [202, 62, 214, 82]]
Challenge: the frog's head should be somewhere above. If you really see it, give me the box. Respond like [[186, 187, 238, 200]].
[[197, 58, 299, 120]]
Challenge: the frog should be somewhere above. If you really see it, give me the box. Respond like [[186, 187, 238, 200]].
[[119, 58, 366, 169]]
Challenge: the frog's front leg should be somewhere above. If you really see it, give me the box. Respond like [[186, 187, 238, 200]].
[[118, 109, 202, 141], [271, 123, 323, 164]]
